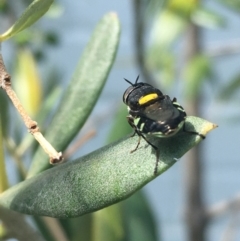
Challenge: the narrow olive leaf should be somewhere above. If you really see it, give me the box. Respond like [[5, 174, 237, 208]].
[[0, 117, 217, 218], [183, 54, 212, 100], [0, 119, 9, 193], [92, 205, 124, 241], [192, 8, 225, 29], [151, 10, 187, 48], [107, 104, 132, 143], [218, 73, 240, 101], [28, 13, 120, 177], [14, 49, 43, 116], [0, 0, 53, 41], [0, 91, 9, 137], [121, 191, 157, 241], [217, 0, 240, 12]]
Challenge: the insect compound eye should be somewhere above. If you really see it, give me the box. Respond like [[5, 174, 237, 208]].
[[123, 86, 134, 104], [123, 80, 164, 110], [122, 82, 145, 105], [123, 76, 165, 111]]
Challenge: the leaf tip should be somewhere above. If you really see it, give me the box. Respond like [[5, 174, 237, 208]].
[[201, 121, 218, 136], [108, 11, 118, 18]]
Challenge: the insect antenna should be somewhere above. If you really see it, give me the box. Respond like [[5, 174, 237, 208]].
[[134, 75, 140, 84], [124, 75, 140, 86], [124, 78, 134, 86]]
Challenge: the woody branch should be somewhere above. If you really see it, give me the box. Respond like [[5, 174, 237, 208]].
[[0, 53, 63, 164]]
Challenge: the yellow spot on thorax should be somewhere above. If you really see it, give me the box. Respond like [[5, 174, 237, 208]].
[[139, 93, 158, 105]]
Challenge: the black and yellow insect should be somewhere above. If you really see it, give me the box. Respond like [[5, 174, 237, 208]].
[[123, 76, 205, 175]]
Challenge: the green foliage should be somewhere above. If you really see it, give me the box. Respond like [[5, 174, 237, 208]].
[[0, 0, 53, 41], [218, 0, 240, 12], [147, 2, 223, 91], [121, 191, 158, 241], [107, 104, 132, 143], [218, 73, 240, 101], [28, 13, 120, 177], [147, 9, 187, 87], [91, 191, 158, 241], [183, 55, 212, 100], [192, 7, 225, 28], [92, 205, 124, 241], [0, 2, 220, 240], [0, 118, 9, 193], [0, 116, 215, 217], [0, 92, 8, 137], [102, 104, 158, 241], [60, 214, 92, 241]]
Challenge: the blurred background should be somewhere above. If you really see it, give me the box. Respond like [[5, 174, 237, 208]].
[[1, 0, 240, 241]]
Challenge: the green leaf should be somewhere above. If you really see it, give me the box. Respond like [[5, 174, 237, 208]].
[[28, 12, 120, 177], [218, 73, 240, 101], [148, 9, 186, 88], [0, 118, 9, 193], [147, 49, 175, 88], [100, 105, 157, 241], [121, 191, 158, 241], [217, 0, 240, 12], [192, 8, 225, 29], [102, 105, 157, 241], [59, 214, 92, 241], [0, 91, 9, 137], [183, 55, 212, 100], [151, 10, 187, 48], [167, 0, 198, 16], [92, 205, 124, 241], [0, 0, 53, 41], [107, 104, 132, 143], [0, 117, 217, 218]]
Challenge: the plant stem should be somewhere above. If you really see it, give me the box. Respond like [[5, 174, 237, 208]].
[[0, 53, 63, 165], [132, 0, 157, 86], [184, 23, 208, 241]]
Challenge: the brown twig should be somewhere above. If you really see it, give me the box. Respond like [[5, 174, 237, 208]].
[[0, 53, 63, 164], [184, 22, 207, 241], [206, 39, 240, 57], [41, 217, 70, 241], [206, 193, 240, 219], [206, 194, 240, 241], [132, 0, 157, 87]]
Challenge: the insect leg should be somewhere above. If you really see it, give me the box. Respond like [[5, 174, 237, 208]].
[[135, 132, 159, 175], [127, 115, 160, 175], [134, 132, 160, 176], [154, 151, 160, 176], [126, 116, 142, 152]]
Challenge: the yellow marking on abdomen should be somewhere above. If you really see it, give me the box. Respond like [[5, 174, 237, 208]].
[[139, 93, 158, 105]]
